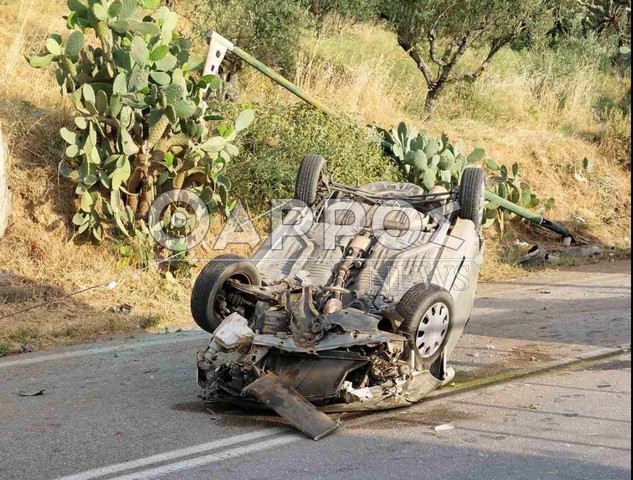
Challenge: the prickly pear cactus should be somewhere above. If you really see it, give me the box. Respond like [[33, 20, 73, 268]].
[[379, 122, 485, 191], [29, 0, 254, 243]]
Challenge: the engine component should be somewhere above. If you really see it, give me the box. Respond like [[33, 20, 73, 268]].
[[323, 298, 343, 314], [286, 286, 324, 346], [212, 312, 255, 349], [262, 309, 290, 335]]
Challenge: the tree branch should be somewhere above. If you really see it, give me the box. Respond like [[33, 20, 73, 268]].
[[445, 30, 517, 84], [397, 33, 436, 86], [428, 29, 445, 66]]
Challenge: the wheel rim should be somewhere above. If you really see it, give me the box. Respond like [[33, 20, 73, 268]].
[[416, 302, 450, 358]]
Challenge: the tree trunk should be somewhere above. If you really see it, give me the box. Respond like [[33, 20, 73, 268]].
[[423, 84, 444, 115]]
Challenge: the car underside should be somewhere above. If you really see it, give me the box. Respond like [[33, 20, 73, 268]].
[[192, 155, 485, 438]]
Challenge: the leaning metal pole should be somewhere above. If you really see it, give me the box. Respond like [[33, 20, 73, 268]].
[[204, 32, 572, 239], [204, 32, 337, 117]]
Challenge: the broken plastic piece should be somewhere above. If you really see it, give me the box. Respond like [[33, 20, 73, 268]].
[[433, 424, 454, 432], [243, 373, 339, 440], [213, 312, 254, 349]]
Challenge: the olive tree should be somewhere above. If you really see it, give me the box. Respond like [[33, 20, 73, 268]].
[[381, 0, 563, 115], [308, 0, 379, 30]]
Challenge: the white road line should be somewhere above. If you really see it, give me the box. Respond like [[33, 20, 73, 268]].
[[55, 428, 285, 480], [0, 332, 208, 369], [110, 434, 299, 480]]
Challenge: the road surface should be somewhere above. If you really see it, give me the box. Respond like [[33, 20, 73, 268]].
[[0, 261, 630, 480]]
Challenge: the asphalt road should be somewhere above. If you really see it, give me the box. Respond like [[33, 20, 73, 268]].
[[0, 261, 630, 480]]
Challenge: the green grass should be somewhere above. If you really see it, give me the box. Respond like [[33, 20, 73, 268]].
[[138, 314, 162, 330], [8, 326, 40, 344]]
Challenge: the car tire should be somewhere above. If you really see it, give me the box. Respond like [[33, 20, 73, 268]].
[[459, 167, 486, 232], [396, 284, 455, 364], [294, 154, 327, 206], [190, 254, 262, 333]]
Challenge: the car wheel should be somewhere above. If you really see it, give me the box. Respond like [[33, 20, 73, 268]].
[[190, 254, 262, 333], [294, 154, 328, 206], [396, 284, 454, 364], [459, 167, 486, 232]]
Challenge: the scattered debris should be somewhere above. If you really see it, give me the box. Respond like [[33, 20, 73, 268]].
[[528, 403, 541, 410], [518, 243, 603, 267], [433, 424, 455, 432], [112, 303, 133, 314], [485, 344, 496, 350], [18, 389, 45, 396]]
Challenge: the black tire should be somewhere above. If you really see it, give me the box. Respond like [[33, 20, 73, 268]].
[[396, 284, 455, 364], [190, 254, 262, 333], [294, 154, 327, 206], [459, 167, 486, 232]]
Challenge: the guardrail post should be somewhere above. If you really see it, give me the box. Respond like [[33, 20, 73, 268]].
[[0, 125, 11, 238]]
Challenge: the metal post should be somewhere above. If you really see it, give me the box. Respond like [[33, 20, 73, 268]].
[[484, 191, 571, 237], [0, 125, 10, 238], [204, 32, 338, 117]]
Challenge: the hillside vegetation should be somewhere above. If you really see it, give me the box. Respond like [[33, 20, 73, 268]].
[[0, 0, 630, 354]]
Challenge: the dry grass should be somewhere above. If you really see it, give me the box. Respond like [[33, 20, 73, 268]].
[[0, 4, 629, 353], [0, 0, 197, 352]]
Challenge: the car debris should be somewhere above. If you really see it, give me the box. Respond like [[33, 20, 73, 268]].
[[433, 423, 455, 432], [18, 389, 45, 396], [191, 155, 484, 439]]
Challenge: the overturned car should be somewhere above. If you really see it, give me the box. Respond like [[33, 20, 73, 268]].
[[192, 155, 485, 439]]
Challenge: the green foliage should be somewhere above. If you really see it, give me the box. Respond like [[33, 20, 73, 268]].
[[381, 122, 556, 232], [483, 159, 555, 231], [383, 0, 557, 45], [308, 0, 379, 29], [138, 313, 162, 329], [29, 0, 254, 244], [226, 103, 399, 213], [188, 0, 310, 75], [187, 0, 381, 76], [0, 342, 9, 357], [379, 122, 482, 190]]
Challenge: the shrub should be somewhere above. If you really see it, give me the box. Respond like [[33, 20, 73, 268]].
[[138, 313, 161, 329], [28, 0, 253, 244], [226, 103, 400, 213], [185, 0, 310, 76]]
